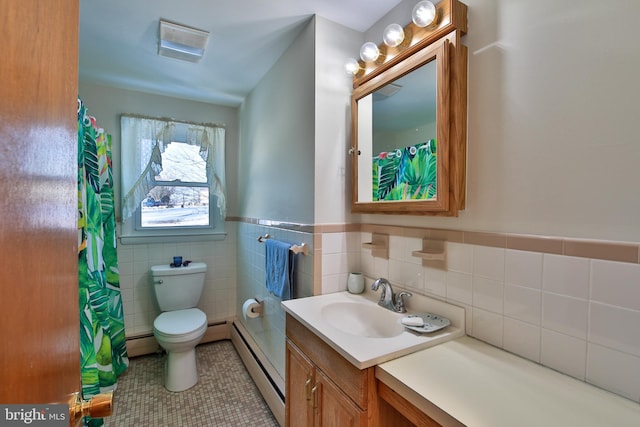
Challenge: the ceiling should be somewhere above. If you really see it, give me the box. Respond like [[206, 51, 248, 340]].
[[79, 0, 404, 107]]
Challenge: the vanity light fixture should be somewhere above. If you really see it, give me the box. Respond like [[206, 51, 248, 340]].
[[345, 58, 362, 75], [360, 42, 380, 62], [345, 0, 440, 77], [158, 20, 209, 63], [412, 1, 437, 27], [383, 23, 405, 47]]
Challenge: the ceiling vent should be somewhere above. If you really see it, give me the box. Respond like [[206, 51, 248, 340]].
[[158, 20, 209, 63]]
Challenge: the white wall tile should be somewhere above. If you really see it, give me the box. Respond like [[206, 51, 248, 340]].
[[346, 231, 361, 253], [400, 236, 423, 265], [132, 244, 149, 263], [389, 259, 423, 291], [505, 249, 543, 289], [504, 317, 540, 362], [541, 329, 587, 380], [473, 246, 505, 281], [322, 232, 347, 254], [330, 235, 640, 402], [591, 260, 640, 311], [322, 252, 348, 275], [504, 284, 541, 325], [118, 259, 133, 276], [587, 343, 640, 402], [473, 276, 504, 314], [321, 273, 345, 294], [471, 308, 503, 347], [119, 234, 237, 338], [424, 266, 447, 298], [388, 235, 404, 261], [542, 292, 588, 339], [446, 271, 472, 305], [543, 254, 590, 299], [447, 242, 473, 274], [121, 289, 134, 315], [589, 302, 640, 357]]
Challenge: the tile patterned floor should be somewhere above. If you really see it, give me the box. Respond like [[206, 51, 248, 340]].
[[105, 340, 279, 426]]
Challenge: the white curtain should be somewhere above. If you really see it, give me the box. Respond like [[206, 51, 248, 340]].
[[120, 115, 226, 222]]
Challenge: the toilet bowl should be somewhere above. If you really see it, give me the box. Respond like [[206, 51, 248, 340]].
[[150, 262, 208, 392], [153, 308, 207, 392]]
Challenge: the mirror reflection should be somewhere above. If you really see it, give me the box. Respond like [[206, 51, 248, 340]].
[[357, 59, 438, 203]]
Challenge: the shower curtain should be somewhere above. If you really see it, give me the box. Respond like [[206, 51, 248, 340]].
[[78, 99, 128, 426]]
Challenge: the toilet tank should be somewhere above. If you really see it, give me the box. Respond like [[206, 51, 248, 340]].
[[150, 262, 207, 311]]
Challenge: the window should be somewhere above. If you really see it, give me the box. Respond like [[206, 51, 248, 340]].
[[141, 141, 209, 228], [120, 115, 226, 242]]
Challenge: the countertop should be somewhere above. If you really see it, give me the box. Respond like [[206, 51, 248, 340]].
[[377, 336, 640, 427], [282, 291, 465, 369]]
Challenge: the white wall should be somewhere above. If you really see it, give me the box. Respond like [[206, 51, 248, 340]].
[[317, 230, 640, 403], [346, 0, 640, 243], [313, 17, 363, 224], [78, 83, 239, 336], [78, 82, 239, 217], [238, 19, 316, 224], [314, 0, 640, 403]]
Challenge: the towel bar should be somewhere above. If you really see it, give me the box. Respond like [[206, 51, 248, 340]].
[[257, 234, 308, 256]]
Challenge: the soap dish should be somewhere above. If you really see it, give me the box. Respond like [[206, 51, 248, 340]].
[[402, 313, 450, 334]]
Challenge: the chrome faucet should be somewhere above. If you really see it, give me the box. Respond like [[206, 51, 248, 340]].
[[371, 278, 412, 313]]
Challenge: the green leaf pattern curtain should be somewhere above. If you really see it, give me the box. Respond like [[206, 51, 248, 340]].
[[372, 139, 437, 201], [78, 99, 128, 426]]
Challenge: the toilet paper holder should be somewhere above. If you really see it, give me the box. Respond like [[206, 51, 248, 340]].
[[250, 299, 264, 317], [242, 298, 264, 319]]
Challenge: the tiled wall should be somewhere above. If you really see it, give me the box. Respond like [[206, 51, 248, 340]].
[[320, 228, 640, 403], [117, 229, 237, 338], [117, 218, 640, 403], [235, 221, 314, 380]]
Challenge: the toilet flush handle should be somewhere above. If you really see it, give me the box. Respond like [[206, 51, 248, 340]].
[[154, 279, 164, 285]]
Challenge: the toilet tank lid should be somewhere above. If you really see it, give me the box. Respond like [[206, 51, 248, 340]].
[[151, 262, 207, 276]]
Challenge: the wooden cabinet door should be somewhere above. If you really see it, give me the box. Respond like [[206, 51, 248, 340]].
[[315, 369, 366, 427], [286, 340, 315, 427]]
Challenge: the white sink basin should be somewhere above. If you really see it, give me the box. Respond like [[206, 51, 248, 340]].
[[282, 291, 465, 369], [321, 301, 404, 338]]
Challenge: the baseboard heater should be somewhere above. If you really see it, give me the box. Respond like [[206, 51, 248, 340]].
[[231, 321, 285, 426]]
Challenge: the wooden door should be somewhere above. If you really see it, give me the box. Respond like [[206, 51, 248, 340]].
[[285, 341, 315, 426], [0, 0, 81, 419]]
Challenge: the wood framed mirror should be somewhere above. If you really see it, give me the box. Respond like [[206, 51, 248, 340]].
[[350, 0, 468, 216]]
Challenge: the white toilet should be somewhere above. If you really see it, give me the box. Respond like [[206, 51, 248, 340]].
[[150, 262, 208, 392]]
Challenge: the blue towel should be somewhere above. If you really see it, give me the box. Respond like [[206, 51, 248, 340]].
[[265, 239, 294, 300]]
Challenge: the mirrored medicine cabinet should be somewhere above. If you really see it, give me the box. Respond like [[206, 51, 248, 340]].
[[350, 0, 468, 216]]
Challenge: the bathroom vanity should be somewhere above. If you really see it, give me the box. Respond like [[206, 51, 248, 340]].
[[282, 291, 465, 426], [283, 292, 640, 426], [286, 315, 373, 426]]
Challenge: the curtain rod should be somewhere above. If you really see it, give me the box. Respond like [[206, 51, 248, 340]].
[[121, 113, 226, 129]]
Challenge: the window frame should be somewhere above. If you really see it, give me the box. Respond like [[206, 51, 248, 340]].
[[119, 117, 227, 245]]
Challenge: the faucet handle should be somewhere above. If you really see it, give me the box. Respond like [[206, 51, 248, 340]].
[[395, 291, 412, 313]]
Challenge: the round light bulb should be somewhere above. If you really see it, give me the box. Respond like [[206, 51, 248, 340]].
[[412, 1, 437, 27], [359, 42, 380, 62], [383, 24, 405, 48], [344, 58, 361, 75]]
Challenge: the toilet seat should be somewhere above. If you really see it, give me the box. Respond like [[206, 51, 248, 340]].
[[154, 308, 207, 339]]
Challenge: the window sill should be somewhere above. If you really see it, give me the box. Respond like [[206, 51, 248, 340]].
[[119, 231, 227, 245]]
